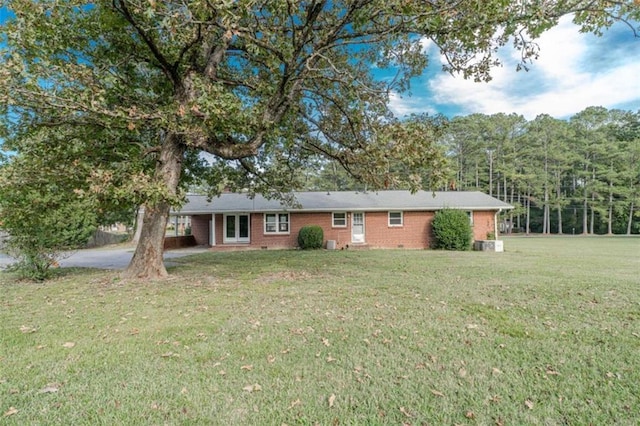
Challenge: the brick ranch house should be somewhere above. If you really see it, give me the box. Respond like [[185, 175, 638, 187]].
[[170, 191, 512, 250]]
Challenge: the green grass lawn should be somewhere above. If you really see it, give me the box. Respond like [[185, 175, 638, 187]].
[[1, 236, 639, 425]]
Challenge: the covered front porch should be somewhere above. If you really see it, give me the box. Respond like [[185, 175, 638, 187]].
[[167, 213, 253, 249]]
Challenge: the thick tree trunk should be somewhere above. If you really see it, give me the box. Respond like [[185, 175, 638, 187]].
[[132, 207, 145, 244], [627, 202, 634, 235], [123, 133, 185, 280]]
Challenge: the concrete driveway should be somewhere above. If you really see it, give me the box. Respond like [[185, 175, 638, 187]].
[[0, 245, 209, 270]]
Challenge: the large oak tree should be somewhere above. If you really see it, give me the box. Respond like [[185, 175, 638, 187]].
[[1, 0, 638, 279]]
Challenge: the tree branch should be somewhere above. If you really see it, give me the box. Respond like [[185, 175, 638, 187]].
[[112, 0, 180, 88]]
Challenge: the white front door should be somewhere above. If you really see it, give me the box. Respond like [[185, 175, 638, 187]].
[[224, 214, 250, 243], [351, 212, 365, 243]]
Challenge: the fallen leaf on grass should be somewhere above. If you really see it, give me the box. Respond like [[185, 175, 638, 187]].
[[62, 342, 75, 348], [465, 411, 476, 419], [525, 399, 534, 410], [241, 365, 254, 371], [399, 406, 413, 418], [328, 394, 336, 408], [243, 383, 262, 393], [431, 389, 445, 397], [39, 384, 60, 394], [3, 407, 18, 417], [321, 338, 330, 347], [289, 399, 301, 409], [326, 355, 336, 363], [20, 325, 37, 334]]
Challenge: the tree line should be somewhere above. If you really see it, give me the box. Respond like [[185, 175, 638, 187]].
[[305, 107, 640, 235]]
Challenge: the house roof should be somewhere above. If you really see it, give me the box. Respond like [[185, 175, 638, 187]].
[[175, 191, 513, 215]]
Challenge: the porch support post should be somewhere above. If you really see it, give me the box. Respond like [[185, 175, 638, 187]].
[[211, 214, 216, 246]]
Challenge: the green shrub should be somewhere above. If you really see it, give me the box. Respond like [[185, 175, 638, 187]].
[[298, 225, 324, 249], [0, 156, 98, 281], [431, 209, 472, 250]]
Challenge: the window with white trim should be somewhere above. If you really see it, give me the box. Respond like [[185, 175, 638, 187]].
[[332, 212, 347, 227], [388, 211, 403, 226], [224, 214, 250, 243], [264, 213, 289, 234]]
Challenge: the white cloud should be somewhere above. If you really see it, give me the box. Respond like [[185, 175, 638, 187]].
[[390, 16, 640, 119], [388, 91, 438, 116]]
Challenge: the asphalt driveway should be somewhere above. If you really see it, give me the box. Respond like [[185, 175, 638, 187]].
[[0, 245, 209, 270]]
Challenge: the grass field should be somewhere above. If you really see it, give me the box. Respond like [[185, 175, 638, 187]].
[[1, 236, 639, 425]]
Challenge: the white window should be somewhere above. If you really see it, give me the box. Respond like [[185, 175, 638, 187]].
[[388, 211, 403, 226], [467, 211, 474, 225], [224, 214, 250, 243], [264, 213, 289, 234], [332, 212, 347, 228]]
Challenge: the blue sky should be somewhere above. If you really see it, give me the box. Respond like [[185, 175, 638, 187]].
[[1, 8, 638, 122], [386, 16, 640, 120]]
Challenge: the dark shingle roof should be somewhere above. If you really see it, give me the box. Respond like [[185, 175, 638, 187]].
[[176, 191, 513, 215]]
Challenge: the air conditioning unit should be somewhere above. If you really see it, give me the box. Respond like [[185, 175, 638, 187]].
[[474, 240, 504, 252]]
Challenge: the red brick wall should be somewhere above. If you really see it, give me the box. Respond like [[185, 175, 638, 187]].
[[184, 210, 498, 249], [190, 215, 210, 245], [362, 211, 434, 248], [471, 211, 495, 241], [214, 214, 223, 245]]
